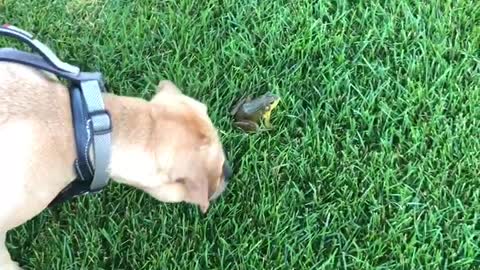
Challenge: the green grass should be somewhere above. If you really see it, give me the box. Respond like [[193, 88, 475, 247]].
[[1, 0, 480, 269]]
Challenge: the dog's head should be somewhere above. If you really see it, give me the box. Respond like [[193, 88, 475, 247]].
[[129, 80, 232, 213]]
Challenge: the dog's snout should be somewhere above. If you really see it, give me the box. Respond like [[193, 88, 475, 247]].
[[223, 161, 233, 181]]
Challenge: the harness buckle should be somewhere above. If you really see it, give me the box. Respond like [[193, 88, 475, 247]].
[[90, 110, 112, 135]]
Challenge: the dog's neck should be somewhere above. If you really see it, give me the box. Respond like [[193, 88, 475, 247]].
[[101, 93, 161, 188]]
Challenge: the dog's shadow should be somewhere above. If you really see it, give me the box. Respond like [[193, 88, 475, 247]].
[[7, 185, 197, 270], [7, 188, 123, 270]]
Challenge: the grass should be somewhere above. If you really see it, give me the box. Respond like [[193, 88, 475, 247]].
[[1, 0, 480, 269]]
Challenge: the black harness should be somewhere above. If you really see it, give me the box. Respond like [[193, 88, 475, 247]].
[[0, 25, 112, 207]]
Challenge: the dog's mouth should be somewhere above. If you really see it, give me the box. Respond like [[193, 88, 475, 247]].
[[209, 180, 227, 201], [211, 154, 232, 201]]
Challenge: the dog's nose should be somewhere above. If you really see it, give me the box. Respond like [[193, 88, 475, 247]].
[[223, 161, 233, 181]]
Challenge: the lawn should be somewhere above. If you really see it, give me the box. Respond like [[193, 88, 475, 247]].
[[1, 0, 480, 269]]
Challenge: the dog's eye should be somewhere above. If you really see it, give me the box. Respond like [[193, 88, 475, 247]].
[[175, 178, 186, 184]]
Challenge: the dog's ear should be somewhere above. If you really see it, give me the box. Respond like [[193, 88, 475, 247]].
[[151, 80, 181, 103], [185, 112, 213, 146], [156, 80, 181, 95]]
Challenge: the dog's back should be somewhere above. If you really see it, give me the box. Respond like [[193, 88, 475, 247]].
[[0, 62, 77, 230]]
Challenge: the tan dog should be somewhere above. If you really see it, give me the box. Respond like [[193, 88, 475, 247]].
[[0, 62, 231, 270]]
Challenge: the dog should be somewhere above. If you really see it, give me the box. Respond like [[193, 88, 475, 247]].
[[0, 62, 232, 269]]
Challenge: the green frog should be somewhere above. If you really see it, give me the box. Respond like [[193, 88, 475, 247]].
[[230, 92, 280, 132]]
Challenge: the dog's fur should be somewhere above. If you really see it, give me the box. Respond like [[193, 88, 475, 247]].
[[0, 62, 229, 269]]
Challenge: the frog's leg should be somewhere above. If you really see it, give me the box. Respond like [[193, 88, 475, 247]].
[[234, 121, 259, 132]]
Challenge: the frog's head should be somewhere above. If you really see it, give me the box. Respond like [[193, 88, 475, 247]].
[[260, 92, 280, 113]]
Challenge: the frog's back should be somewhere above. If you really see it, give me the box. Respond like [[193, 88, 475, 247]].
[[231, 94, 270, 121]]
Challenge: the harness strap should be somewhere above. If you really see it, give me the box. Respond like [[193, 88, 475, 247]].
[[49, 82, 112, 206], [80, 80, 112, 191], [0, 24, 80, 74], [71, 85, 95, 183], [0, 48, 101, 83], [49, 86, 94, 206]]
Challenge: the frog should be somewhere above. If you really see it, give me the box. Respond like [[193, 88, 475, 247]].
[[230, 92, 280, 132]]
